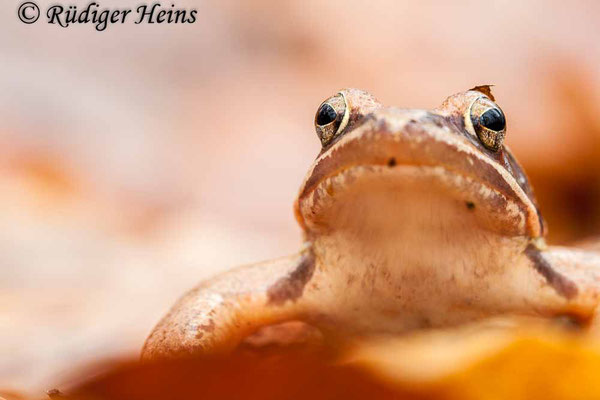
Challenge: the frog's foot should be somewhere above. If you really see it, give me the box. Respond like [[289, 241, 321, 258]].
[[141, 249, 316, 359], [240, 320, 325, 350]]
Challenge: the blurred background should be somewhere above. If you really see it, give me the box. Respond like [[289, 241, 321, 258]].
[[2, 0, 600, 394]]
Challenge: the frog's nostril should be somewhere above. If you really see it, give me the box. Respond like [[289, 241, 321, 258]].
[[387, 158, 397, 167]]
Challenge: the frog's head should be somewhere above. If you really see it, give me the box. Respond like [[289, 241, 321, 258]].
[[295, 88, 544, 247]]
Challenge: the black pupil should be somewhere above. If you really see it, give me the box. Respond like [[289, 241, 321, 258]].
[[316, 103, 337, 126], [480, 108, 505, 131]]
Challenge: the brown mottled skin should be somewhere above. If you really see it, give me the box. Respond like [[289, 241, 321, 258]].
[[142, 88, 600, 359]]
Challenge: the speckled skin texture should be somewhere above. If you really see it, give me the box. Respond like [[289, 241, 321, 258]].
[[142, 88, 600, 359]]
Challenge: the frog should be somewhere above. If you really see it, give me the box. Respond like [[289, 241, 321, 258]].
[[142, 87, 600, 359]]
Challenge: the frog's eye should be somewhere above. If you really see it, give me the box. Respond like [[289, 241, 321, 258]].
[[315, 93, 349, 146], [468, 97, 507, 152]]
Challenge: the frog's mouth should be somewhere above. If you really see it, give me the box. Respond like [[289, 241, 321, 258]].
[[295, 109, 541, 239]]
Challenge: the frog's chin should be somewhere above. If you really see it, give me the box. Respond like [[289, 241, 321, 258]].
[[295, 163, 537, 242]]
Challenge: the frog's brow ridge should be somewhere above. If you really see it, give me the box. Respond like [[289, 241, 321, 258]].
[[469, 85, 495, 101]]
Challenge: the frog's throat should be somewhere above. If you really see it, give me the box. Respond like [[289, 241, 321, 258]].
[[295, 110, 541, 239]]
